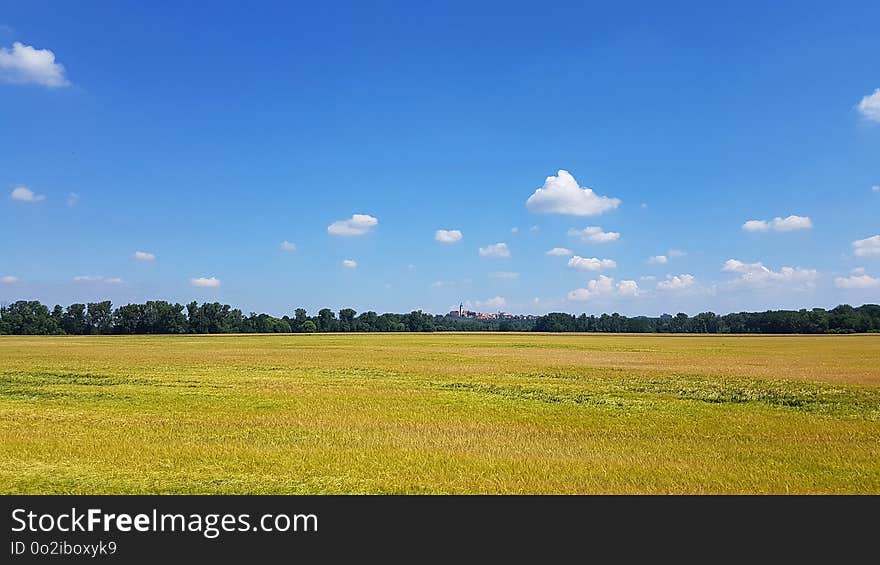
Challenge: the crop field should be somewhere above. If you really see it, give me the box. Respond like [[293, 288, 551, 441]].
[[1, 333, 878, 494]]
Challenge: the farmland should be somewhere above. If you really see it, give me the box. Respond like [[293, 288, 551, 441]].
[[1, 333, 878, 494]]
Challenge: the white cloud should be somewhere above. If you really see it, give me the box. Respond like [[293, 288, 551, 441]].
[[526, 170, 621, 216], [640, 275, 656, 281], [430, 281, 449, 289], [722, 259, 818, 290], [435, 229, 463, 243], [479, 296, 506, 309], [74, 276, 124, 285], [1, 275, 19, 284], [567, 256, 616, 271], [10, 186, 45, 202], [529, 225, 540, 232], [132, 251, 156, 262], [342, 259, 357, 269], [742, 215, 813, 232], [853, 235, 880, 257], [0, 42, 69, 87], [510, 227, 519, 233], [872, 185, 880, 193], [190, 276, 220, 288], [567, 275, 638, 301], [66, 192, 79, 207], [479, 242, 510, 258], [546, 247, 572, 256], [617, 280, 640, 297], [568, 275, 615, 301], [648, 249, 685, 264], [327, 214, 378, 236], [851, 267, 866, 275], [857, 88, 880, 122], [490, 271, 519, 280], [280, 240, 297, 251], [834, 274, 880, 289], [657, 274, 696, 291], [567, 226, 620, 243]]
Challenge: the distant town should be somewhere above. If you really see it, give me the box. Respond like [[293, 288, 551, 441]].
[[446, 303, 538, 321]]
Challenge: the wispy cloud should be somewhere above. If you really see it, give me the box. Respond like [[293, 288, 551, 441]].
[[133, 251, 156, 262], [479, 242, 510, 258], [546, 247, 572, 256], [190, 276, 220, 288], [74, 275, 124, 285], [567, 226, 620, 243], [490, 271, 519, 280]]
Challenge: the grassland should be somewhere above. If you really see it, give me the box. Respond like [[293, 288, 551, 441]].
[[1, 333, 878, 494]]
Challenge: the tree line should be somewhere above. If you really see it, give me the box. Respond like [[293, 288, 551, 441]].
[[0, 300, 878, 335]]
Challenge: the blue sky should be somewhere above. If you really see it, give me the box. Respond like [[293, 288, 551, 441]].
[[1, 1, 878, 316]]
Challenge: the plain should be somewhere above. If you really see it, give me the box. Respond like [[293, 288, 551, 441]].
[[1, 333, 878, 494]]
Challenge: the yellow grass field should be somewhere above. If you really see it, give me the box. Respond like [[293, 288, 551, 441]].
[[1, 333, 878, 494]]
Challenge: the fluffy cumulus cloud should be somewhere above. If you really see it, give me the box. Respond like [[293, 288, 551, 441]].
[[857, 88, 880, 122], [852, 235, 880, 257], [490, 271, 519, 280], [567, 275, 639, 301], [546, 247, 572, 256], [526, 170, 620, 216], [742, 215, 813, 232], [190, 276, 220, 288], [0, 42, 70, 87], [342, 259, 357, 268], [327, 214, 378, 236], [722, 259, 818, 290], [132, 251, 156, 261], [280, 240, 297, 251], [568, 256, 616, 271], [1, 275, 19, 284], [567, 226, 620, 243], [479, 242, 510, 258], [10, 186, 45, 202], [834, 274, 880, 289], [435, 229, 463, 243], [74, 275, 124, 285], [617, 279, 640, 297], [657, 274, 696, 291]]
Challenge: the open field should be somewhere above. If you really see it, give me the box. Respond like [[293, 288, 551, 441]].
[[1, 333, 879, 494]]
